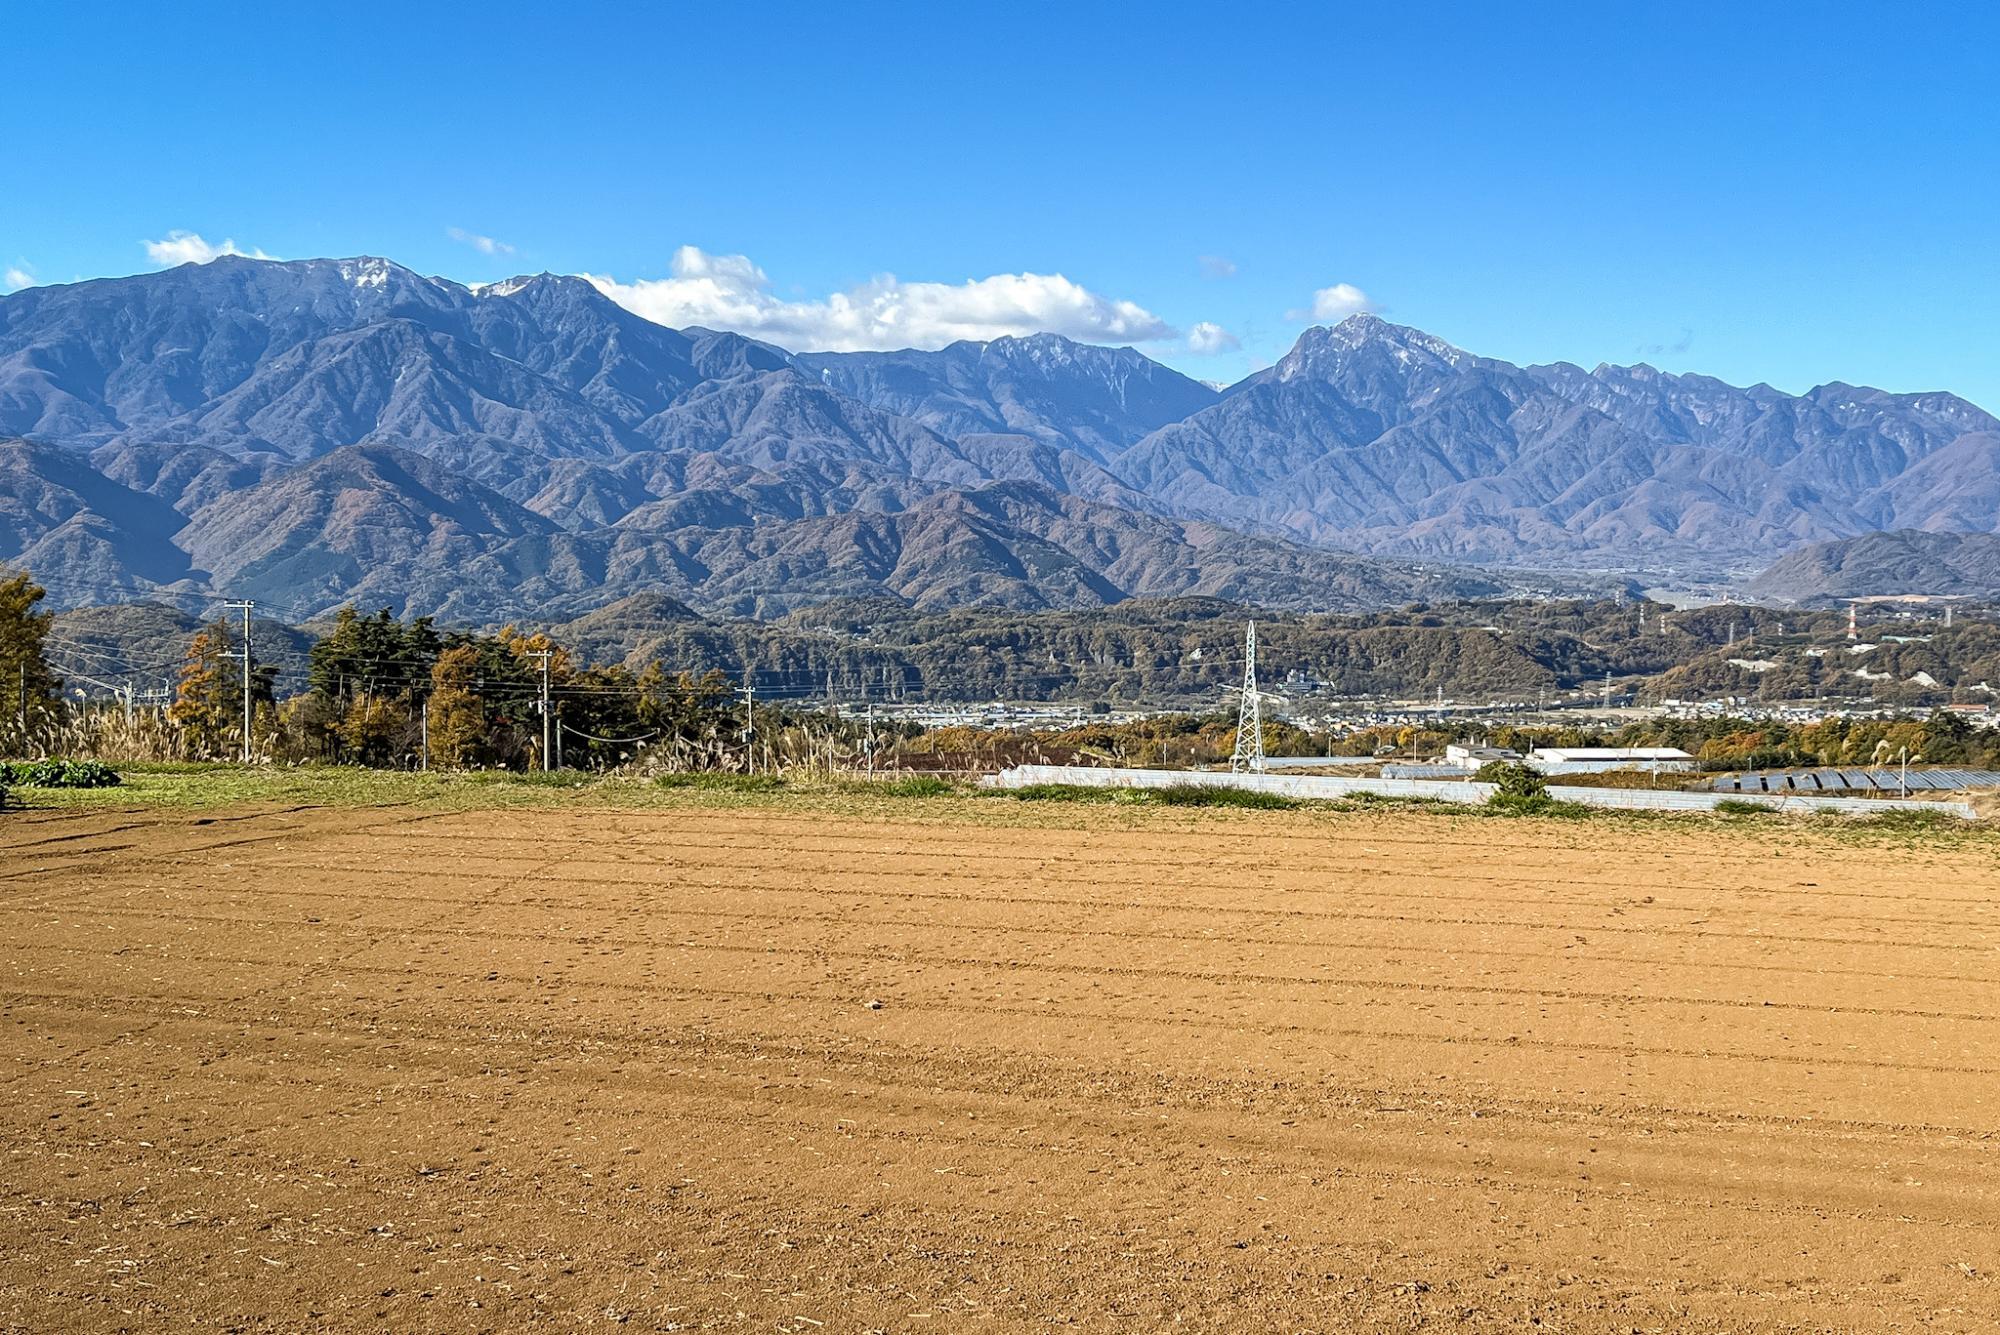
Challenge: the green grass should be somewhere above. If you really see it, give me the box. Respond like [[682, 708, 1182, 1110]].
[[1713, 798, 1778, 816], [1006, 782, 1128, 803], [1005, 781, 1296, 810], [4, 762, 1988, 851], [653, 771, 786, 794], [1858, 805, 1969, 834], [858, 775, 959, 798]]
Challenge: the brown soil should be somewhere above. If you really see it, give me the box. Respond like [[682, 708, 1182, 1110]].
[[2, 801, 1996, 1331]]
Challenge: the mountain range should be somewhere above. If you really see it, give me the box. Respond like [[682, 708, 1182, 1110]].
[[3, 253, 1996, 620], [1748, 530, 2000, 604]]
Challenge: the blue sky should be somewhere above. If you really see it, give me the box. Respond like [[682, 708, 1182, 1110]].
[[8, 2, 1998, 406]]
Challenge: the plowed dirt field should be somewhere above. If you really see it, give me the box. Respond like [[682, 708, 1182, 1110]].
[[2, 801, 1996, 1330]]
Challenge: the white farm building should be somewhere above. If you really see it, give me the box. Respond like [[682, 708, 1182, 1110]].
[[1526, 746, 1695, 775]]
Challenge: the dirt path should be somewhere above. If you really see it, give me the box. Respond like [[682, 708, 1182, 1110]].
[[2, 802, 1995, 1330]]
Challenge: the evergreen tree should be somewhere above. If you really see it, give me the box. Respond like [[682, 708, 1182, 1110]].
[[0, 569, 62, 755]]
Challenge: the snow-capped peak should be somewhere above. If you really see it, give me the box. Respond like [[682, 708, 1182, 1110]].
[[476, 275, 539, 298], [338, 258, 395, 290], [1273, 315, 1469, 381]]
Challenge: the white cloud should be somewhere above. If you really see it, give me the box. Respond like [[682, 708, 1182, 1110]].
[[1289, 281, 1376, 322], [448, 227, 515, 256], [1198, 255, 1238, 279], [583, 245, 1177, 351], [2, 264, 32, 292], [143, 230, 277, 266], [1186, 321, 1240, 355]]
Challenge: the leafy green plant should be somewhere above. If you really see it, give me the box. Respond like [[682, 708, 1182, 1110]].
[[0, 758, 122, 788]]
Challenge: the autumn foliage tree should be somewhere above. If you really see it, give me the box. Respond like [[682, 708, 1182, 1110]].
[[167, 622, 236, 758], [427, 644, 489, 768]]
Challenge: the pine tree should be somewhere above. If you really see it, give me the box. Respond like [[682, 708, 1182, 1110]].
[[0, 569, 63, 755]]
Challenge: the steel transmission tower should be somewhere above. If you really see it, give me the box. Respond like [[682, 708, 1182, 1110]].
[[1229, 621, 1266, 773]]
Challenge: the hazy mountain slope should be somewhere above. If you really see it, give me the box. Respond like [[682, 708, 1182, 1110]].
[[0, 438, 198, 593], [171, 443, 561, 603], [1748, 529, 2000, 603], [89, 440, 288, 513], [796, 334, 1219, 461], [1862, 432, 2000, 532], [516, 482, 1516, 620], [1120, 316, 2000, 567], [635, 367, 986, 483]]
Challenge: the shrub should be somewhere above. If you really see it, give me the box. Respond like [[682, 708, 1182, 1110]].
[[1484, 791, 1593, 818], [1476, 761, 1547, 800], [1713, 798, 1775, 816], [0, 759, 123, 789]]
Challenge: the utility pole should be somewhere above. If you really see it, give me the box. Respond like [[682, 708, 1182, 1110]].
[[527, 649, 553, 771], [866, 701, 876, 777], [420, 696, 430, 772], [740, 669, 756, 773], [224, 600, 255, 763]]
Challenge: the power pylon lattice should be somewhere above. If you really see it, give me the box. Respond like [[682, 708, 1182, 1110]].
[[1229, 621, 1266, 773]]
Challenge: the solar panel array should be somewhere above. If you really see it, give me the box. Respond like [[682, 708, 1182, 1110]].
[[1707, 768, 2000, 793]]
